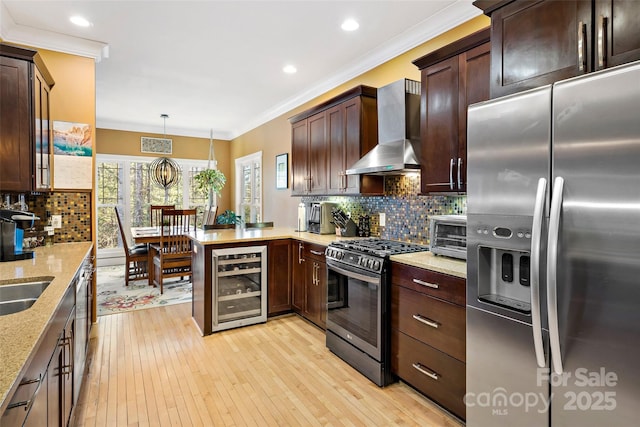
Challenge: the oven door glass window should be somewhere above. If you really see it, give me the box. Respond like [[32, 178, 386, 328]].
[[327, 266, 381, 360]]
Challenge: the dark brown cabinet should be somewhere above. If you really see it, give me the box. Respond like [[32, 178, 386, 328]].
[[291, 111, 328, 195], [2, 285, 75, 427], [327, 94, 382, 195], [291, 241, 327, 329], [390, 261, 467, 420], [290, 86, 382, 196], [267, 239, 292, 316], [49, 309, 75, 427], [475, 0, 640, 98], [413, 30, 490, 194], [0, 44, 54, 192]]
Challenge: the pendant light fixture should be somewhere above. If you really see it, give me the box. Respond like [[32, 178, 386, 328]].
[[149, 114, 180, 201]]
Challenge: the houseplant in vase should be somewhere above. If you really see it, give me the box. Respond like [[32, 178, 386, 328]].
[[194, 129, 227, 228], [193, 167, 226, 227]]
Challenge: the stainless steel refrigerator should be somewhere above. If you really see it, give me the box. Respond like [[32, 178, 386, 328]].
[[466, 60, 640, 426]]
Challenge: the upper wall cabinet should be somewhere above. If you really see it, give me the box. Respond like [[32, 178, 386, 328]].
[[474, 0, 640, 98], [413, 29, 491, 194], [289, 86, 383, 196], [0, 44, 55, 192]]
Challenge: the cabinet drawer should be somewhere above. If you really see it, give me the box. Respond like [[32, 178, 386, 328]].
[[391, 262, 465, 306], [304, 242, 326, 261], [392, 330, 466, 420], [392, 284, 465, 362]]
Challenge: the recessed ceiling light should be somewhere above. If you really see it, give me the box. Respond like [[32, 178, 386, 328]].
[[283, 65, 297, 74], [70, 15, 91, 27], [341, 19, 359, 32]]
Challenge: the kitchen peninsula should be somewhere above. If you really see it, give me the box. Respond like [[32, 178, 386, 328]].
[[188, 227, 465, 334], [189, 227, 339, 335]]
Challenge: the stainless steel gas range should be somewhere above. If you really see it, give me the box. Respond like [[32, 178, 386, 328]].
[[324, 238, 428, 386]]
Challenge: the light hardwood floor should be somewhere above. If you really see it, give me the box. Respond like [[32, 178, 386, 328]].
[[75, 303, 463, 426]]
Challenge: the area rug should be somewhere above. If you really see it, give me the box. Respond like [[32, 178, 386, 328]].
[[96, 265, 192, 316]]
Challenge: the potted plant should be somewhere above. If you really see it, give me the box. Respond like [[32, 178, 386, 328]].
[[193, 168, 226, 198], [193, 168, 226, 226]]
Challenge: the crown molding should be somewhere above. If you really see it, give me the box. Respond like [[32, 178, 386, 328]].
[[96, 118, 234, 141], [228, 0, 481, 140], [0, 0, 108, 61]]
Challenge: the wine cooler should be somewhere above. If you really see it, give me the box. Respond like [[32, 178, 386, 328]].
[[211, 245, 267, 332]]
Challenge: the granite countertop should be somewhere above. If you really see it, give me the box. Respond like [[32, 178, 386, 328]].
[[190, 226, 466, 278], [189, 227, 359, 247], [391, 251, 467, 279], [0, 242, 93, 410]]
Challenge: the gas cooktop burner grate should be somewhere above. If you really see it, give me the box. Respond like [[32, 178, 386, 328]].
[[330, 238, 428, 257]]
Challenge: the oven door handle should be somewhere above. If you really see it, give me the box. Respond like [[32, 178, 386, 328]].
[[327, 262, 380, 285]]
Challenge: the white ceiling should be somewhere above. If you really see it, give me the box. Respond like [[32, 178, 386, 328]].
[[1, 0, 480, 140]]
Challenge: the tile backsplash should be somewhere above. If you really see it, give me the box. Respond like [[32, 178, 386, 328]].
[[1, 192, 92, 244], [302, 175, 466, 245]]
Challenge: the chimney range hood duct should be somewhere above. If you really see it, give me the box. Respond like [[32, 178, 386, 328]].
[[346, 79, 421, 175]]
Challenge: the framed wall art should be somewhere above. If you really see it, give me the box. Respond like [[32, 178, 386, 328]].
[[275, 153, 288, 189], [53, 121, 93, 189]]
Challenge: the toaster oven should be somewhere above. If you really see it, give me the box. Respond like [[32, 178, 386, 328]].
[[429, 214, 467, 260]]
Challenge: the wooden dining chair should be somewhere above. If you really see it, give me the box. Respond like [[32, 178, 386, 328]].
[[114, 206, 149, 286], [151, 208, 197, 294], [150, 204, 175, 227]]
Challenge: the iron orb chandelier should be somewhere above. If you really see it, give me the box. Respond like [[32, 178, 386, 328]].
[[149, 156, 180, 189]]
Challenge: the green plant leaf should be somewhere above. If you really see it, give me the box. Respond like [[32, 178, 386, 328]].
[[193, 169, 226, 197]]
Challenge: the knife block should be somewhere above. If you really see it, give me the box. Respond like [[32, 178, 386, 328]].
[[336, 219, 358, 237]]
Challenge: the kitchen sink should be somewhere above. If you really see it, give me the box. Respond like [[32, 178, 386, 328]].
[[0, 298, 38, 315], [0, 278, 53, 316]]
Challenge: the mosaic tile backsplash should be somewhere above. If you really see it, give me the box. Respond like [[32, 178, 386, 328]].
[[302, 175, 466, 245], [1, 192, 92, 244]]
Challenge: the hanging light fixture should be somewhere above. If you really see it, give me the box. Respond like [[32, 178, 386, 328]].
[[149, 114, 180, 197]]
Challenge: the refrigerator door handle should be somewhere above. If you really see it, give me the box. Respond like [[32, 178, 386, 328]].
[[531, 177, 547, 368], [547, 176, 565, 374]]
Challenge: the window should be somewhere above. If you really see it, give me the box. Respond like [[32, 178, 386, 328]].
[[235, 152, 262, 223], [96, 154, 210, 261]]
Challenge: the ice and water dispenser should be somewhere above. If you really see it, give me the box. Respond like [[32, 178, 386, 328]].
[[477, 247, 531, 313], [470, 216, 534, 314]]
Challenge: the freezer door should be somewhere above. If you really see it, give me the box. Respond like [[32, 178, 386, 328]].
[[467, 85, 551, 216], [466, 306, 549, 427], [549, 61, 640, 425]]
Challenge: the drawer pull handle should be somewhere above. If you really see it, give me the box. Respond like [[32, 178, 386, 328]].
[[7, 374, 43, 411], [412, 314, 439, 329], [19, 374, 42, 386], [412, 363, 439, 380], [412, 278, 438, 289], [310, 250, 324, 256]]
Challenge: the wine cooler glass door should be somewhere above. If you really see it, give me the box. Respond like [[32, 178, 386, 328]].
[[212, 245, 267, 332]]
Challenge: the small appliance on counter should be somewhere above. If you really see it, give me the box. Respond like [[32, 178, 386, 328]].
[[308, 201, 337, 234], [0, 209, 39, 261], [429, 214, 467, 260], [296, 202, 307, 232]]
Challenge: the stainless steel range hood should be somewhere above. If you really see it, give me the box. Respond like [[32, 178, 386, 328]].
[[346, 79, 421, 175]]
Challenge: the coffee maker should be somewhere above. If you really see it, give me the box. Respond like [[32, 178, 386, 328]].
[[0, 209, 38, 261]]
